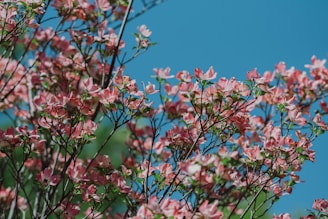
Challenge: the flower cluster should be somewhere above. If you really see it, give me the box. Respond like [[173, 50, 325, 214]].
[[0, 0, 327, 218], [123, 61, 328, 217]]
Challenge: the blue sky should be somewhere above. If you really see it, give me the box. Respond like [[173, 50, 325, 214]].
[[123, 0, 328, 216]]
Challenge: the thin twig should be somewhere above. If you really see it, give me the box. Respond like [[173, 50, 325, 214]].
[[92, 0, 134, 121]]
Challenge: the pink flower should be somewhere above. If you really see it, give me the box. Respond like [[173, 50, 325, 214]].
[[92, 155, 111, 168], [176, 70, 192, 82], [81, 184, 101, 202], [272, 213, 291, 219], [194, 66, 217, 80], [98, 87, 119, 105], [320, 100, 328, 113], [60, 202, 80, 218], [96, 0, 111, 11], [36, 167, 61, 186], [247, 68, 260, 80], [153, 67, 174, 79], [182, 112, 197, 124], [272, 157, 288, 172], [153, 141, 165, 154], [66, 159, 86, 183], [135, 205, 154, 218], [305, 55, 326, 70], [300, 215, 316, 219], [85, 207, 103, 219], [52, 0, 74, 10], [164, 83, 179, 96], [80, 77, 101, 95], [0, 187, 27, 210], [138, 25, 152, 37], [313, 114, 327, 130], [312, 198, 328, 213], [275, 62, 286, 74], [24, 158, 42, 171], [199, 200, 224, 219], [110, 171, 131, 194], [0, 127, 20, 148], [187, 163, 201, 175], [22, 0, 43, 4], [143, 82, 159, 94], [156, 163, 176, 185], [71, 120, 97, 139], [244, 146, 263, 161], [287, 108, 307, 126]]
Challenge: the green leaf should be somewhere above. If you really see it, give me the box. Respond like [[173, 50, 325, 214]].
[[313, 127, 325, 136], [154, 173, 161, 181], [277, 103, 286, 112]]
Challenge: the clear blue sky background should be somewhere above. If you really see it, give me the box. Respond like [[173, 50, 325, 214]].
[[123, 0, 328, 216]]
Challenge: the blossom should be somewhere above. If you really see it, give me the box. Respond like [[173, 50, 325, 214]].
[[153, 67, 174, 79], [247, 68, 260, 80], [312, 198, 328, 214], [275, 62, 286, 74], [287, 108, 307, 126], [313, 113, 327, 130], [176, 70, 192, 82], [0, 187, 27, 210], [272, 213, 291, 219], [138, 24, 152, 37], [143, 82, 159, 94], [187, 163, 201, 175], [84, 207, 103, 219], [81, 184, 101, 202], [95, 0, 111, 11], [244, 146, 263, 161], [199, 200, 224, 219], [194, 66, 217, 80], [0, 127, 20, 148], [59, 202, 80, 218], [36, 167, 61, 186], [305, 55, 326, 70], [98, 87, 119, 105], [70, 120, 97, 139], [52, 0, 74, 9], [80, 77, 101, 95]]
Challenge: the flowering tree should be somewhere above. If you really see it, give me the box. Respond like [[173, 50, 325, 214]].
[[0, 0, 328, 218]]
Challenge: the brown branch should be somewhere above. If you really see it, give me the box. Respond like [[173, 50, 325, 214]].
[[91, 0, 134, 121]]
